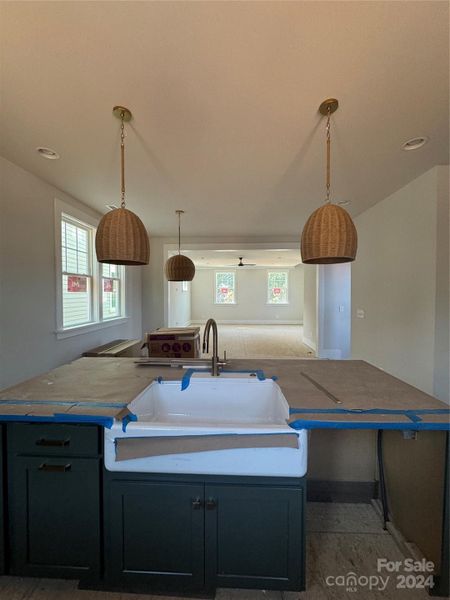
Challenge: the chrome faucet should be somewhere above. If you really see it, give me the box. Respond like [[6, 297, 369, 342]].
[[202, 318, 220, 376]]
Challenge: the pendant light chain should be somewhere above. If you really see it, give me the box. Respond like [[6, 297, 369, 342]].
[[326, 105, 331, 204], [120, 111, 126, 208], [178, 210, 181, 255]]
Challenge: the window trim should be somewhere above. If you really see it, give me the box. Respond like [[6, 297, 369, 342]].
[[54, 199, 128, 338], [266, 269, 290, 305], [214, 270, 237, 305]]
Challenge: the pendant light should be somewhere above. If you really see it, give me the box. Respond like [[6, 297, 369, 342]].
[[165, 210, 195, 281], [301, 98, 357, 264], [95, 106, 150, 265]]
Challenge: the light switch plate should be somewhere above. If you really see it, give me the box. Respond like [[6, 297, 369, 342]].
[[356, 309, 365, 319]]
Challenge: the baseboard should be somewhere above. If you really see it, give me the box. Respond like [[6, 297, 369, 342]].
[[317, 349, 343, 359], [190, 320, 303, 325], [307, 479, 378, 503], [303, 336, 317, 352]]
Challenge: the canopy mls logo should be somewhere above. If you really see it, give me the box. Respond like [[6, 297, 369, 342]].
[[325, 572, 389, 593], [325, 559, 435, 593]]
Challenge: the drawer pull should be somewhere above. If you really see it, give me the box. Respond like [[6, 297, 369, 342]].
[[38, 463, 71, 473], [36, 438, 70, 447], [205, 498, 217, 510], [191, 497, 203, 509]]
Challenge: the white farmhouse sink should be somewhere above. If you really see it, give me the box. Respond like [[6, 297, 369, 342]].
[[129, 376, 289, 425], [104, 376, 307, 477]]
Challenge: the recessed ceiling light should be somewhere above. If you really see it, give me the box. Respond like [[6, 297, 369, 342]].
[[36, 146, 60, 159], [337, 200, 351, 206], [213, 249, 238, 253], [402, 136, 429, 151]]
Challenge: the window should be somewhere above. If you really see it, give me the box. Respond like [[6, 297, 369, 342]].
[[61, 217, 93, 328], [267, 271, 289, 304], [56, 200, 126, 335], [101, 263, 122, 320], [215, 272, 236, 304]]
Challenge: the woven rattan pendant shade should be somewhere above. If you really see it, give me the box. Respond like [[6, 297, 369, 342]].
[[165, 209, 195, 281], [95, 105, 150, 266], [165, 254, 195, 281], [96, 207, 150, 265], [300, 98, 357, 264], [301, 203, 357, 264]]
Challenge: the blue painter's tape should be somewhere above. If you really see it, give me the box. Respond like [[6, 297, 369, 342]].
[[0, 399, 128, 409], [181, 369, 195, 390], [0, 414, 115, 428], [405, 411, 422, 423], [288, 408, 450, 415], [287, 407, 450, 431], [122, 413, 138, 432], [180, 368, 268, 390], [220, 369, 266, 380], [53, 413, 115, 428], [288, 419, 450, 432]]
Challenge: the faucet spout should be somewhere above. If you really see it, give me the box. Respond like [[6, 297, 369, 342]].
[[202, 318, 220, 376]]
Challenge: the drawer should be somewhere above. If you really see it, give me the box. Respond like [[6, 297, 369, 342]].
[[7, 423, 100, 457]]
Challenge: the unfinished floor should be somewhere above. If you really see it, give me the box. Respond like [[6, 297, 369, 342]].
[[199, 324, 314, 359], [0, 502, 432, 600]]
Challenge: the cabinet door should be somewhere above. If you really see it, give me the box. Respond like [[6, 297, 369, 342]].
[[205, 484, 304, 591], [0, 426, 4, 575], [8, 456, 101, 579], [105, 480, 205, 591]]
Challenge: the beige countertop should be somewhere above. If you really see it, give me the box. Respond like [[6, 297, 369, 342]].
[[0, 357, 448, 429]]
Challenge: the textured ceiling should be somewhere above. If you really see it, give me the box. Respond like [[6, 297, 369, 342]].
[[0, 1, 448, 237]]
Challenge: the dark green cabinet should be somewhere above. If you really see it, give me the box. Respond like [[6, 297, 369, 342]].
[[7, 423, 101, 581], [0, 426, 5, 575], [105, 479, 205, 591], [205, 483, 304, 590], [104, 473, 305, 593], [4, 422, 305, 593]]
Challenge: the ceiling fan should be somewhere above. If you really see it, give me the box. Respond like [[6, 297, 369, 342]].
[[228, 256, 256, 267]]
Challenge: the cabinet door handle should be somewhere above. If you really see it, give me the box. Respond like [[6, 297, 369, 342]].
[[38, 463, 71, 472], [205, 498, 217, 510], [36, 438, 70, 447], [191, 497, 203, 509]]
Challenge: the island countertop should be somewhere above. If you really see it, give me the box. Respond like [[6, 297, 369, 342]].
[[0, 357, 448, 430]]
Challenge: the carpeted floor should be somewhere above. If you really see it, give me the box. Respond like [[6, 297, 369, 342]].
[[199, 324, 315, 359]]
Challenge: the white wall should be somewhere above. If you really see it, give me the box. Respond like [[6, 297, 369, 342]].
[[168, 281, 191, 327], [302, 265, 317, 351], [190, 267, 303, 324], [352, 166, 449, 402], [434, 166, 450, 402], [317, 263, 352, 359], [141, 237, 302, 333], [0, 156, 143, 389]]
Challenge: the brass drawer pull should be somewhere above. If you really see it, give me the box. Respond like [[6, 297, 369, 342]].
[[36, 438, 70, 447], [38, 463, 71, 473]]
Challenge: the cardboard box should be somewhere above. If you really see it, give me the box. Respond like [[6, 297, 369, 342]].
[[145, 327, 201, 358]]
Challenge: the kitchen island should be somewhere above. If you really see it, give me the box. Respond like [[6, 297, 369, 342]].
[[0, 357, 448, 596]]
